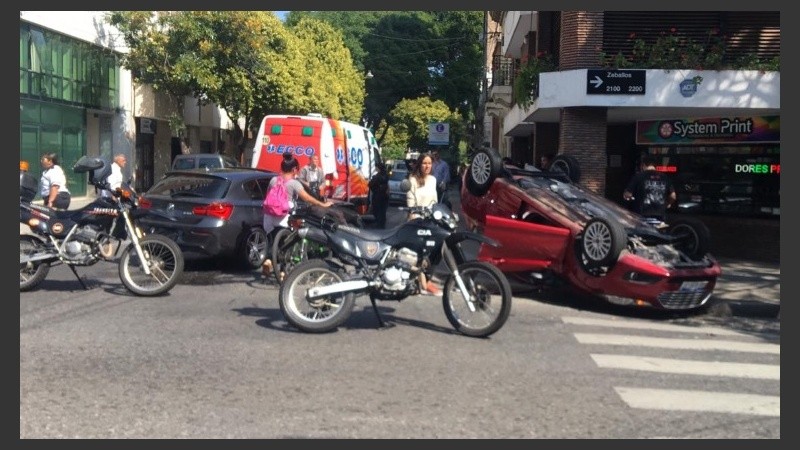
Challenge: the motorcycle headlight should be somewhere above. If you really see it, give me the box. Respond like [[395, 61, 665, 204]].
[[433, 210, 443, 221]]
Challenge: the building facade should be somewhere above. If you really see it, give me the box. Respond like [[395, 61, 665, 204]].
[[19, 11, 238, 197], [478, 11, 780, 219]]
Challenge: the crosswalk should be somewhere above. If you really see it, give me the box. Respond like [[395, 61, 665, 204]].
[[562, 316, 780, 418]]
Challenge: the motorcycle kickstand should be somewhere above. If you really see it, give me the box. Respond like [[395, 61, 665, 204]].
[[67, 265, 90, 290], [369, 295, 394, 329]]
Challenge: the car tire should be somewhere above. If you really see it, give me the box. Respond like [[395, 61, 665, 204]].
[[466, 147, 503, 197], [577, 217, 627, 269], [667, 216, 711, 260], [549, 154, 581, 184], [237, 226, 268, 269]]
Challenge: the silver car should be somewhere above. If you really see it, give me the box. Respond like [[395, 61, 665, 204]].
[[388, 168, 409, 204]]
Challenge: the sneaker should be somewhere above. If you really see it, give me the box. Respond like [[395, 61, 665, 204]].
[[425, 281, 442, 296]]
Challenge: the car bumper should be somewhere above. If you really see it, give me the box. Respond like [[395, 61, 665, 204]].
[[139, 219, 231, 259], [577, 253, 722, 309]]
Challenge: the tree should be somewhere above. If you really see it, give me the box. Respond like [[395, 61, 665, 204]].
[[293, 11, 483, 147], [108, 11, 304, 162], [382, 97, 461, 151], [286, 17, 365, 122]]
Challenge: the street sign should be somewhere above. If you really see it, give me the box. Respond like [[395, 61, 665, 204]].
[[428, 122, 449, 146], [586, 69, 646, 95]]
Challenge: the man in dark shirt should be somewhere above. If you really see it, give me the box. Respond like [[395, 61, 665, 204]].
[[623, 154, 676, 221], [368, 162, 390, 228]]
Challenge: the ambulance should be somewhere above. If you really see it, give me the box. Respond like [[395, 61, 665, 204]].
[[250, 114, 382, 214]]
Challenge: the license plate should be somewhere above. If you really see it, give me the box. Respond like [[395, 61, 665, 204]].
[[680, 281, 707, 291]]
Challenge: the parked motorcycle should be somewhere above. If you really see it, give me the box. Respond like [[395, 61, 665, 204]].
[[20, 156, 184, 296], [278, 180, 512, 337], [270, 200, 363, 284]]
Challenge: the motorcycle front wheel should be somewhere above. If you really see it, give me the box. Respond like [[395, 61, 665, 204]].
[[442, 261, 512, 338], [279, 259, 355, 333], [20, 235, 50, 291], [118, 234, 184, 296]]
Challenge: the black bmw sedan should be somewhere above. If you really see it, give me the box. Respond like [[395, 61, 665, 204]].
[[138, 168, 277, 269]]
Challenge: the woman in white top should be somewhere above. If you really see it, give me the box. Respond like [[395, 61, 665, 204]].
[[39, 152, 71, 209], [406, 153, 438, 210], [405, 152, 441, 295]]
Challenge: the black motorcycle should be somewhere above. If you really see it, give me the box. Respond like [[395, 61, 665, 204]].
[[270, 200, 362, 284], [20, 156, 184, 296], [278, 181, 512, 337]]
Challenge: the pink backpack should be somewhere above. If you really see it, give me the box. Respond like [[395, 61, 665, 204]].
[[263, 176, 290, 216]]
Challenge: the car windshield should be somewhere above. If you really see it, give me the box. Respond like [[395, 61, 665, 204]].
[[389, 170, 408, 182], [146, 174, 230, 199]]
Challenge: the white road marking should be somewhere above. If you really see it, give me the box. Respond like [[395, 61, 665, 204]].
[[562, 316, 747, 337], [591, 354, 779, 379], [574, 333, 780, 354], [615, 387, 780, 417]]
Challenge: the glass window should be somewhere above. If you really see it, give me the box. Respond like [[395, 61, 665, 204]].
[[241, 179, 263, 200], [20, 22, 119, 109], [147, 175, 230, 199]]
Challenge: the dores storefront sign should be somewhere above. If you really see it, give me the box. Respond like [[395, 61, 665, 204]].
[[636, 115, 780, 145]]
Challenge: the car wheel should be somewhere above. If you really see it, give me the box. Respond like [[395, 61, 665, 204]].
[[549, 154, 581, 183], [667, 216, 710, 260], [238, 226, 268, 269], [578, 217, 627, 269], [466, 147, 503, 196]]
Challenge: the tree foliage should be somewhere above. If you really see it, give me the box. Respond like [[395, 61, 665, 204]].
[[108, 11, 299, 160], [286, 17, 365, 122], [383, 97, 461, 151], [291, 11, 483, 147], [107, 11, 364, 161]]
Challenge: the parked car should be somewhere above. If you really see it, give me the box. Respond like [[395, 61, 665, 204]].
[[172, 153, 241, 171], [387, 168, 409, 204], [138, 168, 275, 269], [460, 148, 721, 310]]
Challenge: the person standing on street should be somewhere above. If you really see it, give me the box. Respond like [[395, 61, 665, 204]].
[[39, 152, 71, 210], [431, 150, 450, 202], [623, 154, 676, 221], [368, 162, 389, 228], [262, 154, 332, 277], [406, 152, 441, 296], [102, 153, 127, 198], [297, 154, 325, 201]]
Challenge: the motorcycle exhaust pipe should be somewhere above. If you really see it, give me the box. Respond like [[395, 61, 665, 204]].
[[20, 253, 55, 264], [307, 280, 372, 299]]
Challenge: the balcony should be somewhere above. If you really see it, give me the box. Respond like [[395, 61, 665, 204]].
[[487, 55, 515, 112], [502, 11, 535, 59]]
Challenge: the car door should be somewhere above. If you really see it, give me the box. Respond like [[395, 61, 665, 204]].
[[241, 176, 270, 227]]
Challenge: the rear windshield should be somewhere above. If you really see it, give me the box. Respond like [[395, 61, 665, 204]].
[[146, 174, 230, 199], [172, 158, 196, 170], [389, 170, 408, 181]]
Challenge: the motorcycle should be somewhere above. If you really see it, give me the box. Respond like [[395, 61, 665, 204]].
[[278, 180, 513, 338], [270, 200, 363, 284], [20, 155, 184, 296]]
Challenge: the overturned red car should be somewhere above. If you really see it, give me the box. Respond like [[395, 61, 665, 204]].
[[460, 148, 721, 310]]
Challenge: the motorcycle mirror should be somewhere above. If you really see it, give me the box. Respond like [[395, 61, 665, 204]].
[[400, 179, 412, 193]]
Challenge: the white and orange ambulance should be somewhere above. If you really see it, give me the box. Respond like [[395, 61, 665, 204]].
[[250, 114, 382, 214]]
